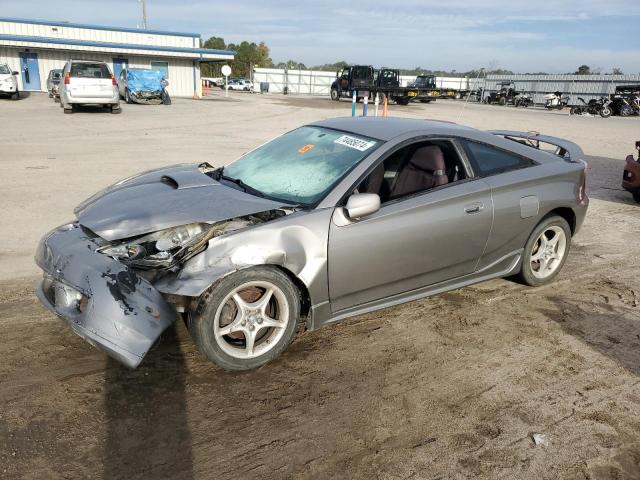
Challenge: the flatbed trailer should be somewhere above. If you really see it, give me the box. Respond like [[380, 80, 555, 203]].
[[408, 75, 472, 100], [330, 66, 429, 106]]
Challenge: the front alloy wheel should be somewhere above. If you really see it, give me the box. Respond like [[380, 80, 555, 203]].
[[191, 267, 300, 370], [519, 215, 571, 286]]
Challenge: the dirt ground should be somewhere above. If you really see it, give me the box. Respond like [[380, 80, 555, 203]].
[[1, 92, 640, 479]]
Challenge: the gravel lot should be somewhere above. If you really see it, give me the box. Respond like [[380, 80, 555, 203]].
[[1, 91, 640, 480]]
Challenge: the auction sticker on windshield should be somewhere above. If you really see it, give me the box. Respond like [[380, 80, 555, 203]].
[[298, 144, 315, 154], [334, 135, 376, 152]]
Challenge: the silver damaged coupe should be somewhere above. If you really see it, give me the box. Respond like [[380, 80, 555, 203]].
[[35, 117, 589, 370]]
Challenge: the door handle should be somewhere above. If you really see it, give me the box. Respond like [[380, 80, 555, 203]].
[[464, 203, 484, 214]]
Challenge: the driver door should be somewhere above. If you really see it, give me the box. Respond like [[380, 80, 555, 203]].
[[327, 140, 493, 313]]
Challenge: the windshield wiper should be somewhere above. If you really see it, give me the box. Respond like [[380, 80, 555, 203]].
[[220, 174, 265, 198]]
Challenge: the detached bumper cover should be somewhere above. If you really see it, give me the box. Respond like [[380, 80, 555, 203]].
[[35, 223, 176, 368]]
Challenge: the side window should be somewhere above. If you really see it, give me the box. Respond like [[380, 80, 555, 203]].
[[463, 141, 535, 177], [356, 140, 468, 204]]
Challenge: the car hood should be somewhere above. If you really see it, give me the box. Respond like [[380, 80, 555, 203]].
[[75, 164, 287, 241]]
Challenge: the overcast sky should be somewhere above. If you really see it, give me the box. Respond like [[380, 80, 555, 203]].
[[3, 0, 640, 73]]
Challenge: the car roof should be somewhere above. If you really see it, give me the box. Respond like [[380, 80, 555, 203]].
[[310, 116, 477, 142], [69, 59, 109, 64]]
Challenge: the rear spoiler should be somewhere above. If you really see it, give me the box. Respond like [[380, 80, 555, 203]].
[[489, 130, 585, 163]]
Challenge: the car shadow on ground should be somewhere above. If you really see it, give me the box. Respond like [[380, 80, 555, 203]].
[[2, 91, 30, 100], [103, 324, 193, 480], [540, 295, 640, 377], [64, 105, 121, 114], [585, 155, 638, 206]]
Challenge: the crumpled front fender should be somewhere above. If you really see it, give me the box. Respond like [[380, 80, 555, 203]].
[[154, 209, 332, 313]]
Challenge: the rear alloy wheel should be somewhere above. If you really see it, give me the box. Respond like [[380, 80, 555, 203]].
[[191, 267, 300, 370], [519, 215, 571, 286]]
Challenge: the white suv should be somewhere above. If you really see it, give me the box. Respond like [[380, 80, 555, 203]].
[[59, 60, 120, 114], [0, 63, 19, 100]]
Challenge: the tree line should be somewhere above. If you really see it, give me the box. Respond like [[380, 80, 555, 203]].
[[199, 37, 627, 78]]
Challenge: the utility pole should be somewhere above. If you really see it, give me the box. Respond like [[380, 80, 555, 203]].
[[139, 0, 148, 29]]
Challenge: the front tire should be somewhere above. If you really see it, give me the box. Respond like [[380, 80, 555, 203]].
[[518, 215, 571, 287], [330, 89, 340, 101], [191, 267, 301, 370], [600, 107, 611, 118]]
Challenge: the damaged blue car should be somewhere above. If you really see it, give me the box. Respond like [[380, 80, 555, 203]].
[[117, 68, 171, 105]]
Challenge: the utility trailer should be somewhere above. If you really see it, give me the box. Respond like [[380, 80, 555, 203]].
[[330, 65, 428, 106]]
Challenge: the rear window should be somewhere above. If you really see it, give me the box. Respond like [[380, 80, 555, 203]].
[[70, 63, 111, 79], [352, 66, 371, 80]]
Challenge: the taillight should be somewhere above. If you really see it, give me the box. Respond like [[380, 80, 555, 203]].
[[64, 72, 70, 85], [578, 160, 587, 202], [111, 74, 117, 86]]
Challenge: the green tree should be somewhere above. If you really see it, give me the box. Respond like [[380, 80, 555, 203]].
[[203, 36, 226, 50], [612, 67, 623, 75], [201, 36, 228, 77], [575, 65, 591, 75], [226, 41, 273, 77]]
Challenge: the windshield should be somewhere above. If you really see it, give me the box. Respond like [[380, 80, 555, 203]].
[[0, 65, 10, 74], [223, 126, 381, 205]]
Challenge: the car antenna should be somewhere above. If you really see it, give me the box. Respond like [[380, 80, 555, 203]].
[[457, 67, 485, 123]]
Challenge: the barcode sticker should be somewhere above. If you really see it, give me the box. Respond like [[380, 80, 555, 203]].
[[334, 135, 376, 152]]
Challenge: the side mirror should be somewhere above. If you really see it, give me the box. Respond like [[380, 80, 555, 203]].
[[345, 193, 380, 219], [11, 71, 18, 76]]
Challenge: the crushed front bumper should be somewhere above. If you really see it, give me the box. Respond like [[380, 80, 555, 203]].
[[35, 223, 177, 368], [130, 90, 163, 104]]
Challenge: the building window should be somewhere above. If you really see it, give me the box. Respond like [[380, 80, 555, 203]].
[[150, 61, 169, 79]]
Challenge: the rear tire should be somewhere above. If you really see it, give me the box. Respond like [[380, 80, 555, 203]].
[[330, 89, 340, 101], [63, 104, 73, 114], [600, 107, 611, 118], [190, 266, 301, 371], [498, 97, 507, 106], [518, 215, 571, 287], [11, 91, 19, 100], [125, 89, 132, 104], [111, 105, 122, 114]]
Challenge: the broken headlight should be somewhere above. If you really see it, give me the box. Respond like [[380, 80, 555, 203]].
[[98, 223, 207, 269]]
